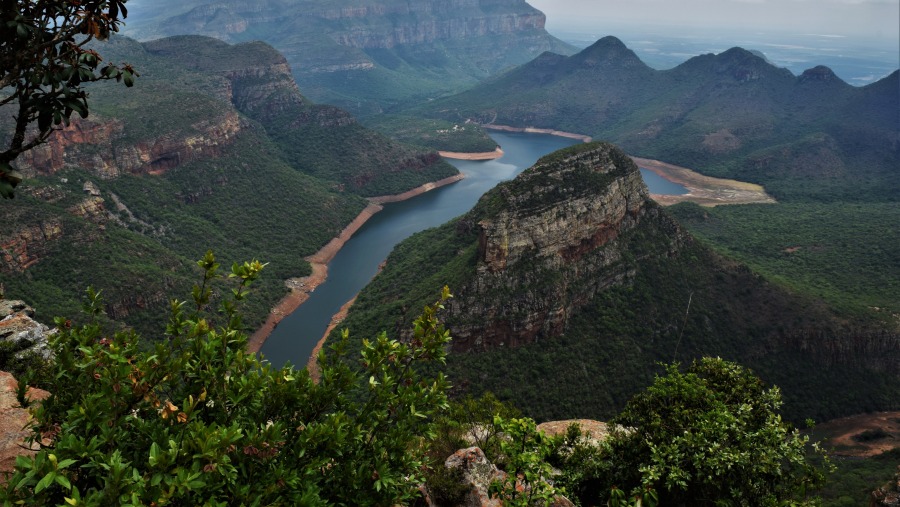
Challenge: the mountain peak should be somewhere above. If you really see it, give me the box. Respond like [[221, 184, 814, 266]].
[[590, 36, 629, 51], [799, 65, 840, 83], [473, 142, 652, 269], [675, 45, 791, 83], [573, 36, 649, 70]]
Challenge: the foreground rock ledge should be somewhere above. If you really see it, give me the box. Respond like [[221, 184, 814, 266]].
[[0, 371, 50, 478]]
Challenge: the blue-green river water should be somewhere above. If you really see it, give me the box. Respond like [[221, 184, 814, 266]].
[[259, 132, 686, 368]]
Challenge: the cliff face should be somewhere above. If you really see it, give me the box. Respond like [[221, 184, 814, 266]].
[[318, 0, 548, 49], [143, 0, 549, 48], [13, 111, 243, 180], [123, 0, 574, 110], [0, 221, 64, 273], [447, 143, 686, 351]]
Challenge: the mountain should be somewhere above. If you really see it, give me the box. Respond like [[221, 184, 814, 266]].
[[414, 37, 899, 202], [1, 35, 456, 332], [326, 142, 900, 422], [121, 0, 575, 113]]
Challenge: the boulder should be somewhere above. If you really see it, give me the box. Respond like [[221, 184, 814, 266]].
[[434, 446, 574, 507], [872, 466, 900, 506], [0, 311, 54, 359], [444, 447, 505, 507], [0, 301, 34, 320]]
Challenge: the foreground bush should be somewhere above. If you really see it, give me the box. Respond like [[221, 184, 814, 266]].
[[1, 253, 451, 506]]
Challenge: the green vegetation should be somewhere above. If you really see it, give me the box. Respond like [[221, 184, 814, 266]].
[[2, 266, 835, 505], [0, 0, 135, 198], [670, 202, 900, 321], [267, 117, 457, 197], [429, 362, 832, 507], [820, 450, 900, 507], [1, 34, 464, 333], [1, 126, 367, 334], [1, 258, 453, 506], [607, 358, 828, 506]]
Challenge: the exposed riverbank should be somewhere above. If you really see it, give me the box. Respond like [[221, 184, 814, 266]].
[[632, 157, 776, 207], [482, 124, 593, 143], [248, 174, 465, 354], [306, 295, 358, 382], [438, 148, 504, 160]]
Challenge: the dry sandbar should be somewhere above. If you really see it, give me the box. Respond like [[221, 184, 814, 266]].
[[439, 148, 504, 160], [632, 156, 776, 207]]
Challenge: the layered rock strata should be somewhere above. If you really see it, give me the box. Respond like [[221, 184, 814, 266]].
[[447, 143, 686, 351]]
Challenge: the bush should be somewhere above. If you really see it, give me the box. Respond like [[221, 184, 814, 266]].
[[0, 253, 453, 506]]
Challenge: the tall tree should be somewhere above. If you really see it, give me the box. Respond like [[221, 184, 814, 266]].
[[0, 0, 135, 198]]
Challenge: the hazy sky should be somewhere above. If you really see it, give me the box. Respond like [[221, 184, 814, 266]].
[[528, 0, 900, 43]]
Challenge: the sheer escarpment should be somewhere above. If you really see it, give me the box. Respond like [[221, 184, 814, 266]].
[[13, 113, 244, 179], [446, 143, 686, 351], [123, 0, 574, 110]]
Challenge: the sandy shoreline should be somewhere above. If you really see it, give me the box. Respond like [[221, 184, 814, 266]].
[[631, 156, 776, 207], [482, 124, 593, 143], [305, 295, 358, 382], [248, 173, 465, 355], [369, 174, 465, 204], [438, 147, 504, 160]]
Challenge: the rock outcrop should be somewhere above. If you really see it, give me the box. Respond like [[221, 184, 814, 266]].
[[0, 220, 64, 273], [446, 142, 686, 351], [123, 0, 573, 110], [13, 111, 244, 179], [134, 0, 554, 51], [0, 371, 50, 478], [872, 466, 900, 506], [427, 446, 574, 507], [0, 300, 54, 359]]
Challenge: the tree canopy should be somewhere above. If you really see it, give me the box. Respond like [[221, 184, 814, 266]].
[[1, 0, 136, 198], [602, 358, 829, 506]]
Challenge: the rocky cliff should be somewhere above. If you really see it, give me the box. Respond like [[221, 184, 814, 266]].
[[132, 0, 553, 50], [123, 0, 574, 110], [444, 143, 686, 351], [13, 107, 244, 180]]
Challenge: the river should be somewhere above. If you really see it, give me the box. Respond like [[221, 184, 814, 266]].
[[259, 132, 687, 368]]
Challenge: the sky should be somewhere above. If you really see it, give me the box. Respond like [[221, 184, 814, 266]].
[[528, 0, 900, 44]]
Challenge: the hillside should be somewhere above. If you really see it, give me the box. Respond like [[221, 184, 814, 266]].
[[121, 0, 575, 113], [327, 142, 900, 422], [1, 36, 457, 332], [415, 36, 899, 202], [410, 36, 900, 321]]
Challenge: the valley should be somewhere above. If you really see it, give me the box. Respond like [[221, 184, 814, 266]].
[[1, 0, 897, 504]]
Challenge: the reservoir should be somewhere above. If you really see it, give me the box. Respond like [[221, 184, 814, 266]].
[[639, 168, 689, 195], [260, 133, 684, 368]]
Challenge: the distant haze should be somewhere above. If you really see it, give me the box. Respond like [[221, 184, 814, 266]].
[[529, 0, 900, 44]]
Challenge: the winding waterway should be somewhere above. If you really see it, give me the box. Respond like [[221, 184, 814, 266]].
[[259, 132, 687, 368]]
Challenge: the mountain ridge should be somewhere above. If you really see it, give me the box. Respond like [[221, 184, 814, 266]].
[[412, 36, 898, 203], [121, 0, 576, 112]]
